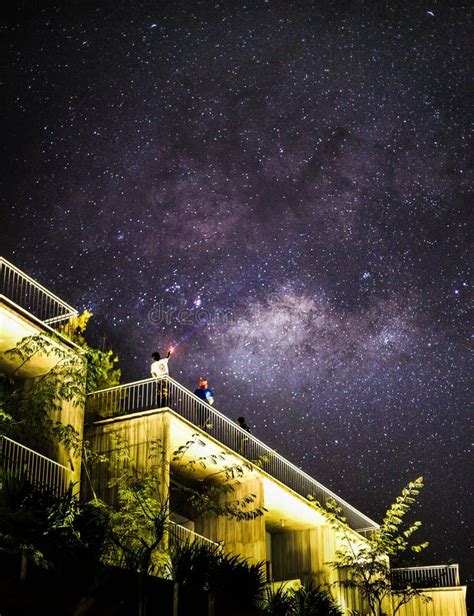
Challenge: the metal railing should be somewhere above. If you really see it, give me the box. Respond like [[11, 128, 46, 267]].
[[0, 257, 77, 326], [169, 521, 221, 550], [0, 434, 72, 495], [87, 377, 379, 533], [391, 565, 460, 589]]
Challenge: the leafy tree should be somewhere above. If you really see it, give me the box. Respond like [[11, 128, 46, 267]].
[[0, 310, 121, 454], [0, 468, 109, 580], [102, 438, 169, 576], [99, 434, 266, 577], [0, 333, 86, 453], [311, 477, 430, 616], [59, 310, 121, 393], [88, 435, 267, 615]]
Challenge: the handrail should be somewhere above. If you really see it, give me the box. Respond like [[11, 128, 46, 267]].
[[87, 376, 379, 533], [391, 564, 460, 589], [0, 257, 77, 325], [0, 434, 73, 495], [169, 521, 221, 549]]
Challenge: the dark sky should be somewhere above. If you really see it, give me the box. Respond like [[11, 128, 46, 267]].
[[2, 0, 473, 599]]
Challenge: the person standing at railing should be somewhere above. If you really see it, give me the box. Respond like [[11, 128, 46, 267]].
[[236, 416, 251, 433], [194, 377, 215, 431], [236, 416, 251, 457], [150, 349, 173, 378], [151, 348, 173, 406], [194, 377, 215, 405]]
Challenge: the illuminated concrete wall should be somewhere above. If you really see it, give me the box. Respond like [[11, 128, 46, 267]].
[[271, 526, 335, 584], [84, 411, 171, 506], [396, 586, 467, 616], [194, 475, 266, 565], [270, 525, 367, 614]]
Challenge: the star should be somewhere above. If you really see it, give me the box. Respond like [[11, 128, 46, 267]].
[[1, 0, 471, 601]]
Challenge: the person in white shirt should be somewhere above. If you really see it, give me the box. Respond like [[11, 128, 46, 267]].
[[151, 349, 172, 406], [151, 350, 171, 378]]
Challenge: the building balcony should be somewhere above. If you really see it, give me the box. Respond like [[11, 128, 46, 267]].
[[168, 521, 221, 551], [0, 257, 80, 379], [0, 434, 73, 495], [1, 257, 77, 328], [391, 564, 461, 590], [390, 565, 467, 616], [86, 376, 379, 535]]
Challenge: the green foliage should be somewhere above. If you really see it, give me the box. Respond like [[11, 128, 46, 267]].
[[263, 581, 342, 616], [210, 552, 267, 608], [167, 540, 222, 588], [96, 434, 267, 579], [84, 345, 121, 393], [172, 433, 266, 522], [0, 469, 50, 569], [0, 333, 85, 453], [59, 310, 121, 393], [310, 477, 430, 616], [103, 437, 168, 576], [0, 310, 121, 453], [263, 584, 294, 616], [251, 451, 274, 469], [0, 468, 109, 574], [168, 540, 266, 609]]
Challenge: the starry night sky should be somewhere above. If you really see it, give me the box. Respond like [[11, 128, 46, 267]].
[[2, 0, 473, 598]]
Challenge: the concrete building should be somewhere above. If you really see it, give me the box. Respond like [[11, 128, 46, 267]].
[[0, 256, 468, 615]]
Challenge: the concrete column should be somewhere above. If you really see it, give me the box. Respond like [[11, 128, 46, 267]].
[[194, 475, 267, 564], [84, 410, 172, 509], [270, 525, 335, 584]]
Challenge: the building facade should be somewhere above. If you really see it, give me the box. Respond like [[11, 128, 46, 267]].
[[0, 257, 468, 616]]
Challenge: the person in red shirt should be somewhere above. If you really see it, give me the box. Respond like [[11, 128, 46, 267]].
[[194, 377, 215, 405]]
